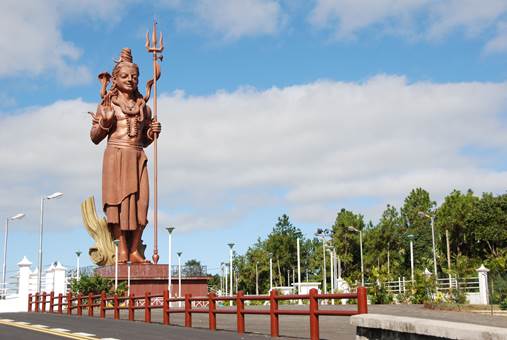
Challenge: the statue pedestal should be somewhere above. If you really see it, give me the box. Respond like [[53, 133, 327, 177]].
[[95, 264, 210, 298]]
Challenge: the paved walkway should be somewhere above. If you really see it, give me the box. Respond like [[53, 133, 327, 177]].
[[106, 304, 507, 340]]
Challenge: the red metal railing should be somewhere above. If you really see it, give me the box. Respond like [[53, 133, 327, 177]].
[[28, 287, 367, 340]]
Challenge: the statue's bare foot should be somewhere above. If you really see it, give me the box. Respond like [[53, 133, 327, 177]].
[[118, 250, 129, 263], [130, 250, 150, 264]]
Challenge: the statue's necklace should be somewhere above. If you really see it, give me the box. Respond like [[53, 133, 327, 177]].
[[113, 96, 142, 138]]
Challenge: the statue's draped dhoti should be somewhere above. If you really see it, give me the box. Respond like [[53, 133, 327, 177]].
[[102, 143, 149, 231]]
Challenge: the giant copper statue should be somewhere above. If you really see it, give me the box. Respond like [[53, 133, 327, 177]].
[[85, 47, 162, 264]]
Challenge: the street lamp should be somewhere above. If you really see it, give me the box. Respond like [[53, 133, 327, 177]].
[[127, 261, 131, 297], [165, 227, 175, 298], [2, 213, 25, 298], [228, 243, 234, 306], [269, 256, 273, 292], [113, 239, 119, 291], [75, 251, 82, 281], [296, 237, 301, 298], [315, 229, 330, 294], [418, 211, 438, 284], [347, 226, 364, 286], [177, 251, 182, 307], [38, 191, 63, 293], [327, 247, 335, 304], [255, 261, 259, 296], [407, 234, 415, 284]]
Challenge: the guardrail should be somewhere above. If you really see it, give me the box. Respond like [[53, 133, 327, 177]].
[[28, 287, 367, 340]]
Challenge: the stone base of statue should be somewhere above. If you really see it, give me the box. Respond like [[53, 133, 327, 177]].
[[95, 264, 210, 298]]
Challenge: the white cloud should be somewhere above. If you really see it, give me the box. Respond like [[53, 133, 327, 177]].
[[2, 75, 507, 233], [484, 21, 507, 54], [309, 0, 507, 49], [164, 0, 284, 40], [0, 0, 128, 85]]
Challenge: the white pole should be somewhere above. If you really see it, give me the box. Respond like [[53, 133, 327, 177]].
[[228, 243, 234, 306], [1, 219, 9, 298], [220, 263, 224, 295], [225, 264, 228, 295], [37, 197, 44, 294], [269, 257, 273, 291], [255, 262, 259, 295], [37, 192, 62, 293], [114, 240, 119, 291], [430, 216, 438, 285], [329, 250, 334, 304], [359, 230, 364, 286], [297, 238, 301, 298], [322, 239, 327, 294], [166, 227, 174, 299], [76, 251, 81, 281], [127, 261, 131, 297], [410, 240, 414, 283], [177, 252, 182, 307]]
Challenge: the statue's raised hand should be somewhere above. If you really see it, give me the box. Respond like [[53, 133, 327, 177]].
[[100, 105, 115, 128]]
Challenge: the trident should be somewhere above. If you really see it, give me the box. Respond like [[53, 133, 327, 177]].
[[146, 20, 164, 264]]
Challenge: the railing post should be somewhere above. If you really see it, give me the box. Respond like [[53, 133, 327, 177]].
[[100, 291, 106, 318], [67, 292, 72, 315], [41, 292, 47, 312], [309, 288, 319, 340], [269, 290, 279, 337], [184, 294, 192, 327], [236, 291, 245, 334], [144, 292, 151, 323], [357, 287, 368, 314], [58, 293, 63, 314], [162, 290, 169, 325], [208, 292, 216, 331], [77, 293, 83, 316], [28, 293, 32, 312], [129, 293, 135, 321], [49, 291, 54, 313], [34, 293, 39, 312], [113, 294, 119, 320], [88, 293, 93, 317]]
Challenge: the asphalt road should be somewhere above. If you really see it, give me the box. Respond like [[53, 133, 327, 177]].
[[2, 304, 507, 340], [0, 312, 279, 340]]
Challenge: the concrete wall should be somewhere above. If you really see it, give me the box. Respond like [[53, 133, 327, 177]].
[[351, 314, 507, 340]]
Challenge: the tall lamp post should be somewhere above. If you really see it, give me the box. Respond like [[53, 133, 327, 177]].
[[347, 226, 364, 286], [296, 237, 301, 299], [227, 243, 234, 305], [418, 211, 438, 285], [2, 213, 25, 297], [113, 239, 119, 291], [165, 227, 175, 298], [177, 251, 182, 307], [255, 261, 259, 295], [38, 191, 63, 293], [75, 251, 82, 281], [269, 256, 273, 292], [127, 261, 131, 297], [407, 234, 415, 284]]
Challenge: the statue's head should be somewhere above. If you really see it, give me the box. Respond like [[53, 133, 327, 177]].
[[112, 48, 139, 94]]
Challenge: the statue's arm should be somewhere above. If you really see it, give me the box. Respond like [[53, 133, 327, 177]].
[[90, 104, 112, 144], [142, 106, 162, 147]]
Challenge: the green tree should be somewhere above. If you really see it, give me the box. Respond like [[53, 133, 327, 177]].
[[330, 208, 365, 282], [183, 259, 206, 276], [265, 214, 303, 287], [436, 189, 478, 275], [366, 204, 405, 279], [400, 188, 436, 273]]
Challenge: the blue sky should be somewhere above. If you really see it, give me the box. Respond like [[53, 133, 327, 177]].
[[2, 0, 507, 279]]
